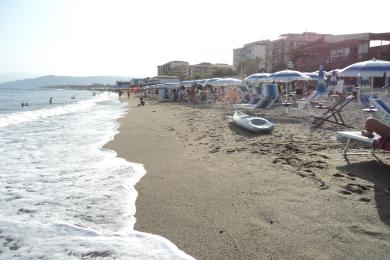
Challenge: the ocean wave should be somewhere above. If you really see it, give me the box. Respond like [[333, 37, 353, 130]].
[[0, 94, 112, 128]]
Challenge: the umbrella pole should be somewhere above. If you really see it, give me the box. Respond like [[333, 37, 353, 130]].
[[370, 77, 373, 97]]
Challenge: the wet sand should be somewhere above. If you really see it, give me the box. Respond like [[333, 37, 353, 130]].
[[105, 95, 390, 260]]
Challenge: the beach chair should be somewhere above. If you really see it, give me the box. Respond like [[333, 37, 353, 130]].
[[337, 131, 379, 158], [312, 93, 356, 128], [359, 93, 378, 108], [233, 84, 279, 111], [233, 98, 269, 111], [292, 91, 316, 114], [370, 99, 390, 122]]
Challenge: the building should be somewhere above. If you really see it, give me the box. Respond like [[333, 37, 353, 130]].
[[289, 32, 390, 72], [115, 81, 131, 88], [188, 63, 233, 78], [233, 40, 270, 75], [144, 75, 180, 85], [268, 32, 330, 72], [130, 78, 146, 87], [157, 61, 189, 80]]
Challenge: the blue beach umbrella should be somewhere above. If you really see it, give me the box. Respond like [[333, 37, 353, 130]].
[[315, 65, 327, 97], [303, 70, 328, 81], [327, 70, 338, 91]]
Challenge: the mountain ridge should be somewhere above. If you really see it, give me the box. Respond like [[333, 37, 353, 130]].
[[0, 75, 132, 89]]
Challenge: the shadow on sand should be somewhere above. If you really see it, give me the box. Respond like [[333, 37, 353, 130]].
[[337, 160, 390, 226]]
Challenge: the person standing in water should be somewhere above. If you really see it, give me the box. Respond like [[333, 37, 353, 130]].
[[49, 97, 53, 104]]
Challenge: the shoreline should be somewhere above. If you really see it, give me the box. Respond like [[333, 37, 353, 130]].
[[105, 95, 390, 259]]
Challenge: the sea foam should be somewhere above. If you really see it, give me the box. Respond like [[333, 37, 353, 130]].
[[0, 92, 193, 259]]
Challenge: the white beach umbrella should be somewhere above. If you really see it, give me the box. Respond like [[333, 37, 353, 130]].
[[212, 78, 242, 86], [243, 73, 271, 83], [325, 69, 341, 77], [268, 70, 310, 82], [268, 70, 309, 101]]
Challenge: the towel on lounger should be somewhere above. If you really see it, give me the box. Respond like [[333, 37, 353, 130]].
[[374, 138, 390, 151]]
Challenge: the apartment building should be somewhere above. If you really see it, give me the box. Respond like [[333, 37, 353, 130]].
[[289, 32, 390, 72], [233, 40, 270, 75], [188, 63, 233, 78], [157, 61, 189, 80], [268, 32, 330, 72]]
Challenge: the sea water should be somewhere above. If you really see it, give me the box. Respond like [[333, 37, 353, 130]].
[[0, 87, 193, 259]]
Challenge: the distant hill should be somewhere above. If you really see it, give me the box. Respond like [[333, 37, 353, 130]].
[[0, 75, 131, 89], [0, 72, 40, 84]]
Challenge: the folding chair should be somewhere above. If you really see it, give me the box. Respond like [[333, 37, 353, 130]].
[[312, 93, 357, 128], [292, 91, 316, 114]]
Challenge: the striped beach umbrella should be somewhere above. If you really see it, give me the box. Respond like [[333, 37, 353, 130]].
[[338, 58, 390, 78]]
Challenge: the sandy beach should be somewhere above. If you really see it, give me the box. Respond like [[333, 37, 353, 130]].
[[105, 95, 390, 260]]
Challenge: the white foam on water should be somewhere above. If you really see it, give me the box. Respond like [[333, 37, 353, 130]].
[[0, 93, 194, 259], [0, 94, 110, 128]]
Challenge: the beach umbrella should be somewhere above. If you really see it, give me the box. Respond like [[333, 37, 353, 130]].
[[325, 69, 341, 77], [212, 77, 242, 87], [339, 59, 390, 95], [338, 58, 390, 78], [268, 70, 310, 82], [303, 70, 328, 81], [244, 73, 271, 83], [315, 65, 327, 97], [268, 70, 309, 100]]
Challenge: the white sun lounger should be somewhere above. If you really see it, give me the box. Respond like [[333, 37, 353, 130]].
[[337, 131, 380, 157]]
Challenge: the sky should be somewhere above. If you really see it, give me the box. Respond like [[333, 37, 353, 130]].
[[0, 0, 389, 77]]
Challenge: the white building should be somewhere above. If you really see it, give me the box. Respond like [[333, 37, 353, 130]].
[[233, 40, 269, 71]]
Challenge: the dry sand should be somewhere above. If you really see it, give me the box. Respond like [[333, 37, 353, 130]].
[[105, 95, 390, 260]]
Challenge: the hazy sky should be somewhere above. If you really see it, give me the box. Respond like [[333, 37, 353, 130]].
[[1, 0, 389, 77]]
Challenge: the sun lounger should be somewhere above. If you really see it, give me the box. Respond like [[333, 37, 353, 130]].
[[233, 98, 272, 111], [337, 131, 390, 162], [337, 131, 378, 157], [233, 84, 279, 111], [312, 93, 356, 128]]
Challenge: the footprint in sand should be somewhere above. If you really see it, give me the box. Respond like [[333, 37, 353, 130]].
[[343, 183, 370, 194]]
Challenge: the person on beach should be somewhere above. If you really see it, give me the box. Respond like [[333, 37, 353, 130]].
[[21, 102, 24, 107], [362, 117, 390, 139], [49, 97, 53, 104], [138, 97, 145, 107]]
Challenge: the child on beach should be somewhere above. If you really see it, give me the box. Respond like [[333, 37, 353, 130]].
[[138, 97, 145, 107]]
